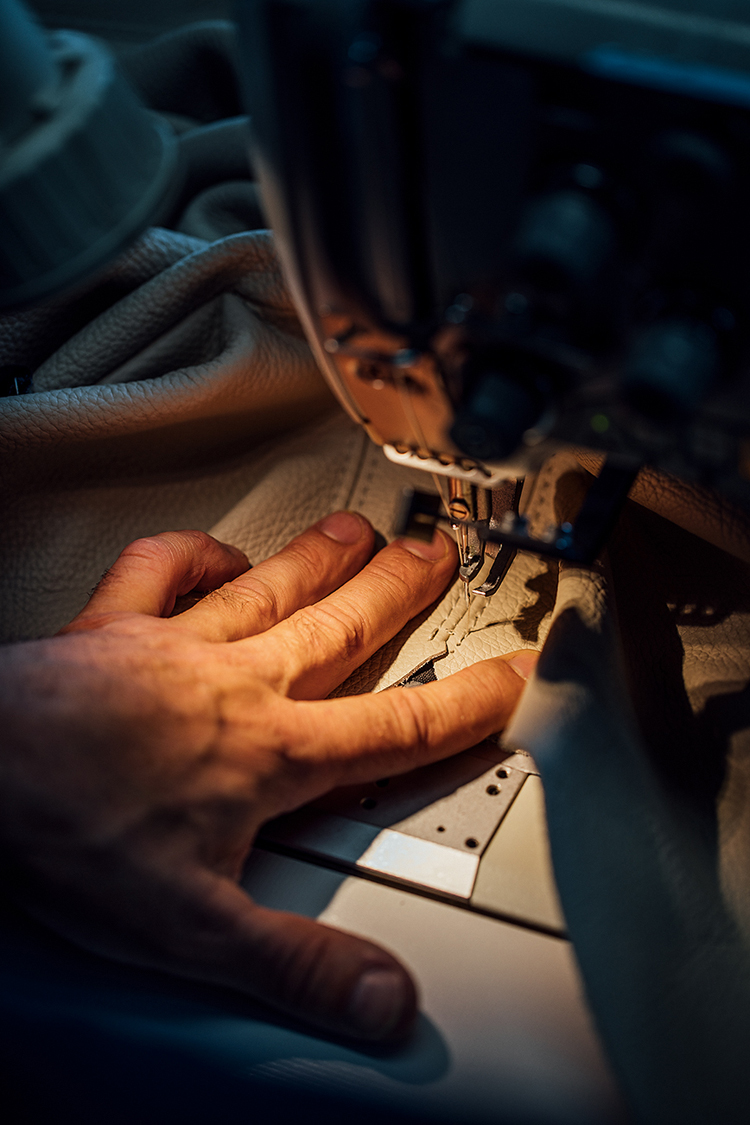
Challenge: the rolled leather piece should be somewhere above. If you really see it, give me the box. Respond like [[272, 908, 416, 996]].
[[0, 18, 177, 310]]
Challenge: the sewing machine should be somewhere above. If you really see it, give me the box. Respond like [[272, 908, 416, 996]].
[[231, 0, 750, 915], [239, 0, 750, 591]]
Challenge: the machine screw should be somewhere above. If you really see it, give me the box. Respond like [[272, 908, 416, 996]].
[[448, 497, 471, 521]]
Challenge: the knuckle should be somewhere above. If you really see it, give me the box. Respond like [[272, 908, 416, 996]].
[[363, 558, 420, 603], [287, 534, 329, 571], [294, 602, 367, 661], [204, 575, 280, 627], [123, 530, 213, 563], [386, 687, 442, 756], [281, 531, 355, 587], [396, 690, 433, 751], [237, 575, 280, 626], [201, 587, 246, 615], [172, 529, 217, 555], [276, 723, 334, 788], [123, 534, 173, 558], [118, 535, 177, 571]]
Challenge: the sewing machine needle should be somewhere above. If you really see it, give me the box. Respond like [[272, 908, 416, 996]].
[[454, 523, 472, 606]]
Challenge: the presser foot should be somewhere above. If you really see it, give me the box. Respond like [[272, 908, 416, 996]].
[[398, 477, 523, 601], [397, 455, 639, 568]]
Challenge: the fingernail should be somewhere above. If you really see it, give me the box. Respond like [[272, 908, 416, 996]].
[[402, 530, 449, 561], [508, 650, 539, 681], [346, 968, 409, 1038], [318, 511, 365, 544]]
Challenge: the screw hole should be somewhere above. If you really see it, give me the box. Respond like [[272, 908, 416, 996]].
[[486, 784, 500, 795], [465, 837, 479, 849], [496, 767, 509, 779], [437, 825, 445, 832], [360, 797, 377, 810]]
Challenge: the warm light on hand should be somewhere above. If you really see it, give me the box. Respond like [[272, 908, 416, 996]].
[[0, 513, 535, 1042]]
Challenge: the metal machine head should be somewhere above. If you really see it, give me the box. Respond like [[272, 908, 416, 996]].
[[238, 0, 750, 565]]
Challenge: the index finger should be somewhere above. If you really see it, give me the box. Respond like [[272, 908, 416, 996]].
[[283, 651, 539, 786]]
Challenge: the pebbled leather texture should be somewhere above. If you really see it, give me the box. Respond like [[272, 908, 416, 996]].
[[0, 227, 205, 377], [31, 230, 305, 391], [0, 229, 334, 641]]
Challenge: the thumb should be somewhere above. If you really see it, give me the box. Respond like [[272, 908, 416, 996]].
[[183, 874, 417, 1042]]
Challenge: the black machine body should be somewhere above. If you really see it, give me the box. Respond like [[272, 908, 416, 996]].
[[238, 0, 750, 555]]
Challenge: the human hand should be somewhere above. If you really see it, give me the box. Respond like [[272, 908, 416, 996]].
[[0, 512, 536, 1042]]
